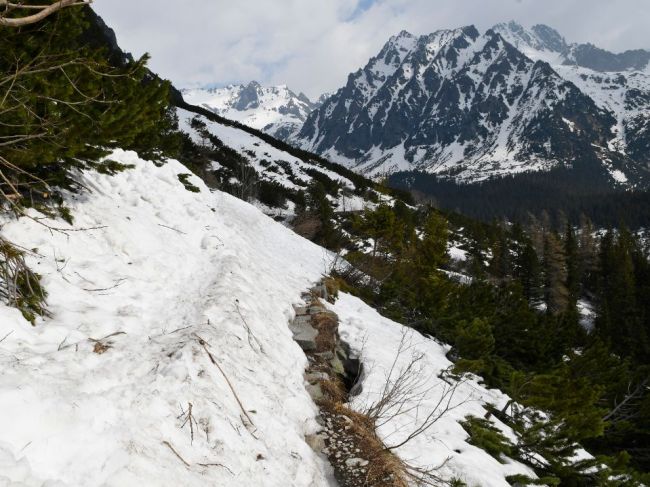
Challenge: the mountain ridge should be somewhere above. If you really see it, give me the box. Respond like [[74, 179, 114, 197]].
[[181, 81, 320, 141], [290, 22, 650, 189]]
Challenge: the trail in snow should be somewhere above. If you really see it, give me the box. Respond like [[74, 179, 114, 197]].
[[0, 150, 335, 486], [1, 149, 544, 486]]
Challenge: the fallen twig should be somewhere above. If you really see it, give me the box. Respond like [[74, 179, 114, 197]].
[[195, 334, 257, 436], [234, 299, 265, 354], [197, 462, 234, 475], [81, 278, 126, 293], [178, 402, 199, 444], [162, 440, 190, 468], [157, 223, 187, 235], [0, 330, 13, 343]]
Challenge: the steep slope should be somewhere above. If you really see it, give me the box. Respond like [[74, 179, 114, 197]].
[[0, 152, 336, 486], [84, 10, 386, 220], [330, 293, 540, 486], [0, 151, 545, 486], [172, 93, 403, 220], [494, 22, 650, 177], [295, 24, 649, 188], [182, 82, 319, 141]]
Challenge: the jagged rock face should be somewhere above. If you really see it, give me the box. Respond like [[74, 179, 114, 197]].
[[567, 45, 650, 72], [496, 22, 650, 178], [233, 81, 263, 111], [182, 82, 320, 141], [494, 21, 650, 72], [295, 23, 650, 186]]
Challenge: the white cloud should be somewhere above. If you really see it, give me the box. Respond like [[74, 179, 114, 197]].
[[93, 0, 650, 99]]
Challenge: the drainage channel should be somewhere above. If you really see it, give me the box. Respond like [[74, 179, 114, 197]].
[[291, 282, 391, 487]]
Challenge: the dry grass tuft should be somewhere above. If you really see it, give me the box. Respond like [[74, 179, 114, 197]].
[[292, 213, 321, 240], [323, 276, 340, 301], [311, 311, 339, 352], [317, 373, 408, 487], [93, 341, 111, 354], [319, 378, 348, 404]]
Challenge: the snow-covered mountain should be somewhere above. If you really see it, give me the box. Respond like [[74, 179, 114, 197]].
[[294, 23, 650, 187], [182, 82, 319, 141], [493, 21, 650, 72], [493, 22, 650, 175]]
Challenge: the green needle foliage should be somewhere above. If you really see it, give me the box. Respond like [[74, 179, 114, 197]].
[[333, 201, 650, 483], [460, 416, 514, 462], [0, 6, 179, 213], [0, 5, 180, 319]]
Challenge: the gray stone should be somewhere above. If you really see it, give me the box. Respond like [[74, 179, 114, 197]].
[[306, 383, 324, 401], [292, 314, 312, 327], [330, 355, 346, 376], [289, 319, 318, 351], [313, 351, 334, 360], [305, 433, 326, 453], [309, 305, 326, 315], [293, 305, 309, 316]]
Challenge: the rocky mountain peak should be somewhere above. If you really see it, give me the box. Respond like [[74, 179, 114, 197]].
[[233, 80, 263, 110], [294, 23, 650, 188], [492, 21, 566, 56], [531, 24, 568, 52]]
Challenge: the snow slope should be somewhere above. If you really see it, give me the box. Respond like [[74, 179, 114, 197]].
[[1, 150, 542, 486], [176, 108, 382, 215], [0, 150, 336, 486], [330, 293, 538, 486]]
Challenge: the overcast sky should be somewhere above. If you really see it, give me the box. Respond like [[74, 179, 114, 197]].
[[93, 0, 650, 99]]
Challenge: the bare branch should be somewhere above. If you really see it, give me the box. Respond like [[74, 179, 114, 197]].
[[603, 377, 649, 425], [0, 0, 92, 27]]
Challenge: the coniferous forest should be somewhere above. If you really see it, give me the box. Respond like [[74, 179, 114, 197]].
[[309, 197, 650, 485], [388, 168, 650, 229]]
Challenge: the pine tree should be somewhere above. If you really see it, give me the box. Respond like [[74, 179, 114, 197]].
[[354, 204, 400, 258], [515, 235, 542, 305], [578, 214, 598, 294], [455, 318, 494, 373], [306, 181, 338, 249], [0, 8, 179, 210], [596, 230, 645, 360], [488, 222, 512, 283], [415, 210, 449, 273]]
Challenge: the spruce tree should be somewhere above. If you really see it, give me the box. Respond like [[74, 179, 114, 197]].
[[415, 211, 449, 272], [578, 214, 598, 294], [515, 236, 542, 305], [306, 181, 336, 246], [354, 204, 400, 258]]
